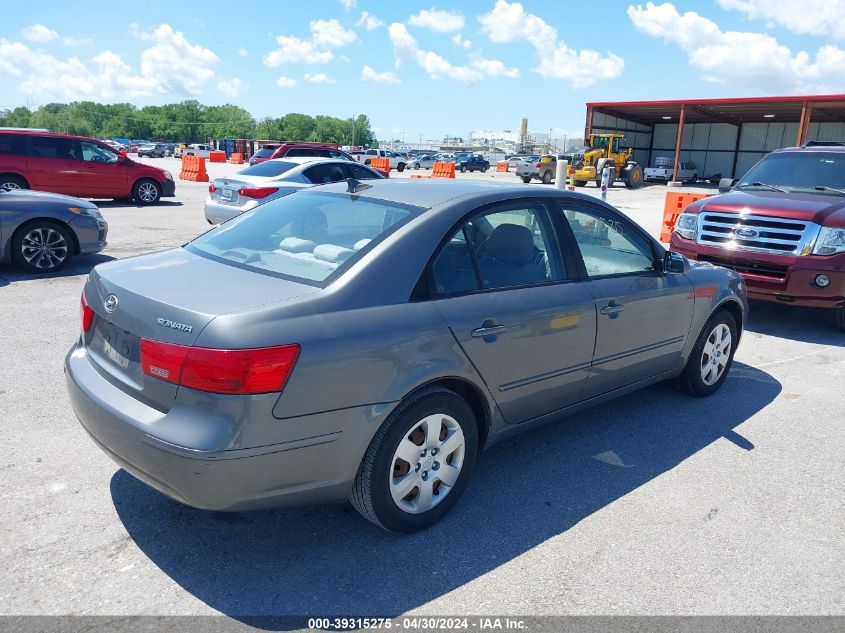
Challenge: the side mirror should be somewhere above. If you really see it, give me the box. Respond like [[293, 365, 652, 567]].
[[718, 177, 737, 193], [663, 251, 690, 274]]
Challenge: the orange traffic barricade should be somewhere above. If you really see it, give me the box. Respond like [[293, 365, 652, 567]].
[[431, 161, 456, 178], [369, 157, 389, 172], [229, 152, 244, 164], [496, 161, 509, 172], [209, 151, 227, 163], [660, 191, 711, 242], [179, 155, 209, 182]]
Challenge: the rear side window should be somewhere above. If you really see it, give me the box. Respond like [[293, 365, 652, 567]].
[[30, 136, 78, 160], [286, 148, 327, 158], [187, 192, 421, 285], [303, 163, 347, 184], [329, 150, 353, 161], [237, 160, 298, 178], [346, 164, 383, 180], [252, 147, 276, 159], [0, 134, 26, 156]]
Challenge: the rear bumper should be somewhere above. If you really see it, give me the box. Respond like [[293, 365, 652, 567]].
[[203, 196, 257, 224], [65, 343, 388, 511], [671, 235, 845, 308]]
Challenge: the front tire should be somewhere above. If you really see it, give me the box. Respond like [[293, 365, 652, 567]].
[[397, 163, 405, 172], [521, 176, 532, 184], [675, 310, 738, 396], [542, 171, 552, 184], [350, 386, 478, 533], [414, 162, 420, 170], [132, 178, 162, 205], [460, 165, 467, 173], [12, 220, 73, 273]]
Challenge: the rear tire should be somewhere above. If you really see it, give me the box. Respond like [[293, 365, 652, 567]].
[[132, 178, 162, 205], [12, 220, 73, 273], [541, 171, 552, 184], [573, 180, 586, 187], [0, 174, 28, 191], [675, 309, 738, 397], [521, 176, 531, 184], [460, 165, 467, 173], [350, 386, 478, 533], [414, 162, 420, 170], [397, 163, 405, 172]]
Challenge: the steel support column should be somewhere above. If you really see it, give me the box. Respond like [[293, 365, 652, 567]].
[[797, 101, 813, 145], [671, 104, 686, 183]]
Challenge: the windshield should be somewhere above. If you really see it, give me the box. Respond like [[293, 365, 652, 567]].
[[187, 191, 422, 285], [253, 147, 277, 159], [236, 160, 298, 178], [738, 152, 845, 194]]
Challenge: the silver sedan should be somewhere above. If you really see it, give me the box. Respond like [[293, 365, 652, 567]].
[[204, 157, 385, 224]]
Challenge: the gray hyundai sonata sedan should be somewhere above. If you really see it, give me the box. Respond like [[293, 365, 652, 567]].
[[66, 180, 747, 532]]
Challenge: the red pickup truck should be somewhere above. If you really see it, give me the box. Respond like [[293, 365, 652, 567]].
[[670, 142, 845, 331]]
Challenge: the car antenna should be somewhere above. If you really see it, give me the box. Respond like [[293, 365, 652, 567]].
[[346, 178, 372, 194]]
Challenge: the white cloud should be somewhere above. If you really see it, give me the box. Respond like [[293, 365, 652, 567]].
[[408, 9, 465, 33], [217, 77, 242, 98], [357, 12, 385, 31], [628, 2, 845, 92], [139, 24, 219, 94], [276, 76, 297, 87], [479, 0, 623, 87], [340, 0, 357, 11], [305, 73, 336, 84], [388, 22, 518, 83], [265, 19, 356, 67], [717, 0, 845, 40], [361, 65, 400, 84], [238, 46, 249, 57], [452, 34, 471, 49], [22, 24, 59, 43], [0, 23, 220, 100]]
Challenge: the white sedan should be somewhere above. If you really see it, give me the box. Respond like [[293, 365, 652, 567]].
[[204, 157, 386, 224]]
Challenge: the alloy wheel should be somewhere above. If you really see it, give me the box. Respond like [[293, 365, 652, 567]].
[[138, 182, 158, 203], [21, 227, 68, 270], [389, 414, 465, 514], [700, 323, 732, 385], [1, 181, 21, 191]]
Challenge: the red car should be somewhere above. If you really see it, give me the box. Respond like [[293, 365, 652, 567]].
[[0, 130, 175, 205], [249, 142, 354, 166], [670, 142, 845, 330]]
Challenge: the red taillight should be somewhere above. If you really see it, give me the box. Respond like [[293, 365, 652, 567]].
[[535, 163, 542, 169], [238, 186, 279, 199], [208, 183, 217, 193], [80, 293, 94, 333], [140, 340, 300, 395]]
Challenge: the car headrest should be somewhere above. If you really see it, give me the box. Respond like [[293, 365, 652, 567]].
[[279, 237, 316, 253], [482, 223, 535, 264], [313, 244, 354, 264], [353, 239, 371, 251]]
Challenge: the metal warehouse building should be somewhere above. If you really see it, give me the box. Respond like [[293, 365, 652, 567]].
[[584, 95, 845, 181]]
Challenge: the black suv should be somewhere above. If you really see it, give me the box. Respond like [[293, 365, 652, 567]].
[[455, 154, 490, 173]]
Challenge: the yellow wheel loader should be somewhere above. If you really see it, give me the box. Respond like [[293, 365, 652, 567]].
[[569, 133, 644, 189]]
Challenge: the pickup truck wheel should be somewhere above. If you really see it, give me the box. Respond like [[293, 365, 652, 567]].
[[675, 310, 737, 397], [132, 178, 162, 205], [521, 176, 531, 184], [350, 386, 478, 532], [541, 171, 552, 184], [397, 163, 405, 172], [460, 165, 467, 173], [835, 307, 845, 332]]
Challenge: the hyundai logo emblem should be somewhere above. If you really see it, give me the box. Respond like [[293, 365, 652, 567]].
[[104, 294, 119, 313], [735, 226, 758, 239]]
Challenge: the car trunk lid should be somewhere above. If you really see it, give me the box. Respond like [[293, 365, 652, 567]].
[[82, 248, 317, 410]]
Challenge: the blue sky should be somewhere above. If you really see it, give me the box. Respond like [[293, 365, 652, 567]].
[[2, 0, 844, 140]]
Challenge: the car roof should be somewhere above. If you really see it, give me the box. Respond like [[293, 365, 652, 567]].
[[303, 178, 553, 209]]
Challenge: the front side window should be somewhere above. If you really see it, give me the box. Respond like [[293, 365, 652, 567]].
[[187, 192, 420, 284], [432, 203, 562, 294], [80, 141, 118, 164], [559, 205, 656, 277]]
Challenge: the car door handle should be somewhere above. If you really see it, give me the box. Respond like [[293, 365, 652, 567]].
[[600, 301, 625, 315], [471, 325, 508, 338]]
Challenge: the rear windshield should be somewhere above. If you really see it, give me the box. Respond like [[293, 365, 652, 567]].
[[237, 160, 298, 178], [186, 191, 422, 285], [252, 147, 277, 159], [738, 152, 845, 194]]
